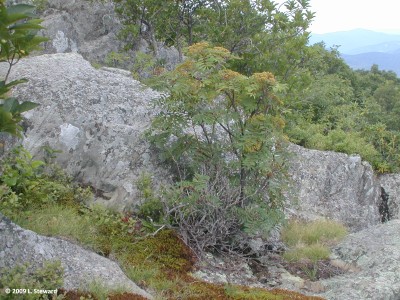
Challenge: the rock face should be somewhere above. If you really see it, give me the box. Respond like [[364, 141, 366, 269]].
[[7, 0, 122, 63], [3, 50, 400, 300], [378, 173, 400, 220], [0, 213, 153, 299], [7, 0, 180, 69], [5, 53, 169, 210], [287, 144, 381, 231], [315, 219, 400, 300], [40, 0, 125, 64]]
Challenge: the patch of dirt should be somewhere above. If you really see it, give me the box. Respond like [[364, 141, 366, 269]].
[[280, 259, 346, 281], [249, 254, 346, 283]]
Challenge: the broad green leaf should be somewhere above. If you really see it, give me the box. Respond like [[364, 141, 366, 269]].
[[31, 160, 45, 169], [2, 98, 18, 113], [16, 101, 40, 113]]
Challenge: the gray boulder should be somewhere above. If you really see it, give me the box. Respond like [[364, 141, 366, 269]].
[[7, 0, 122, 63], [7, 0, 180, 70], [286, 144, 381, 231], [0, 213, 153, 299], [315, 219, 400, 300], [5, 53, 169, 210], [40, 0, 122, 63]]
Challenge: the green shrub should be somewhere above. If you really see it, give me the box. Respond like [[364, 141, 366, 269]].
[[148, 43, 288, 255], [0, 260, 63, 300], [0, 1, 47, 137], [105, 51, 130, 68], [0, 147, 93, 214], [90, 61, 103, 69], [136, 173, 164, 223], [79, 205, 142, 255], [131, 51, 158, 80]]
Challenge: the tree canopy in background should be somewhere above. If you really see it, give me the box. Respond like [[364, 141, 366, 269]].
[[112, 0, 400, 172], [113, 0, 313, 74]]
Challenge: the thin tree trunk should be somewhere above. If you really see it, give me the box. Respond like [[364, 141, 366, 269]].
[[239, 162, 246, 207], [150, 29, 159, 57]]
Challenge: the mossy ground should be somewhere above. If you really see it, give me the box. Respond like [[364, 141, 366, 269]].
[[4, 203, 325, 300], [58, 289, 148, 300]]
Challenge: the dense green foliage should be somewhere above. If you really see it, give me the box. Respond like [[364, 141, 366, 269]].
[[0, 1, 47, 137], [0, 146, 93, 214], [285, 43, 400, 172], [113, 0, 313, 75], [112, 0, 400, 173]]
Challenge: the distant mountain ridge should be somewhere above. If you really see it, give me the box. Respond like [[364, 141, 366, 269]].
[[309, 29, 400, 54], [347, 41, 400, 55], [309, 29, 400, 75], [342, 52, 400, 75]]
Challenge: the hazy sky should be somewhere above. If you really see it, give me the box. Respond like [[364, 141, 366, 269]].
[[308, 0, 400, 33]]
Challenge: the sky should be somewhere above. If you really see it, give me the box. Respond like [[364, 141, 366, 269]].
[[302, 0, 400, 34]]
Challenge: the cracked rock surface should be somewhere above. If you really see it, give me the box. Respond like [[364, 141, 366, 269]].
[[315, 219, 400, 300], [4, 53, 169, 210], [287, 143, 381, 231]]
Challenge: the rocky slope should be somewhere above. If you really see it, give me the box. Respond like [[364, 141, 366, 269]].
[[2, 52, 390, 228], [2, 50, 400, 300], [317, 219, 400, 300]]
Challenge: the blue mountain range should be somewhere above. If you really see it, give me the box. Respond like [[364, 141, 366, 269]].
[[309, 29, 400, 75]]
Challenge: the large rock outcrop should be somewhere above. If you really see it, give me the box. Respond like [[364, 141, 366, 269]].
[[0, 213, 153, 299], [3, 53, 169, 210], [287, 144, 381, 231]]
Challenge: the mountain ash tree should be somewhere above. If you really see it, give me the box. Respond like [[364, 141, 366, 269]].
[[147, 42, 288, 254]]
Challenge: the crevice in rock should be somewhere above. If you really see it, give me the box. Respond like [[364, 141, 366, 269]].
[[379, 186, 390, 223]]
